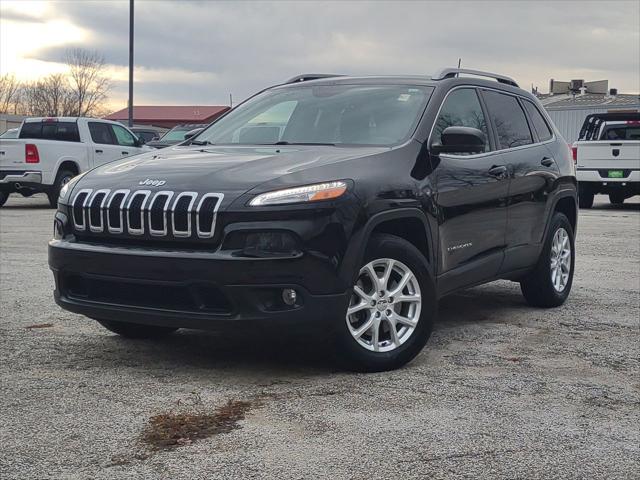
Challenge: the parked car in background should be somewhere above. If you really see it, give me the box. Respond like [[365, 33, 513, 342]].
[[130, 126, 165, 144], [573, 112, 640, 207], [0, 128, 19, 139], [0, 117, 149, 207], [145, 123, 208, 149], [49, 69, 577, 372]]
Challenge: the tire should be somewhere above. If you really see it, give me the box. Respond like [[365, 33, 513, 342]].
[[334, 234, 436, 372], [0, 191, 8, 207], [609, 193, 625, 205], [520, 212, 575, 308], [578, 184, 594, 209], [47, 169, 76, 208], [95, 319, 178, 339]]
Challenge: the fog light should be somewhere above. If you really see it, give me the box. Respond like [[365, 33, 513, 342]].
[[282, 288, 297, 306]]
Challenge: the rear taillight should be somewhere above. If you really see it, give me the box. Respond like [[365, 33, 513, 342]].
[[25, 144, 40, 163], [570, 144, 577, 163]]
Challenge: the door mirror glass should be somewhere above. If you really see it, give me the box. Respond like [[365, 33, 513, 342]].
[[431, 126, 486, 154]]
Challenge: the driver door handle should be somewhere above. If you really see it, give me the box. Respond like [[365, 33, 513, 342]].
[[95, 149, 103, 153], [121, 151, 129, 155], [488, 165, 508, 179]]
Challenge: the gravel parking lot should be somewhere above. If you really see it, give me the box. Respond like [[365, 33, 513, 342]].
[[1, 194, 638, 479]]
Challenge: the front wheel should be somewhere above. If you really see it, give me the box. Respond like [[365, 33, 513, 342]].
[[335, 234, 436, 372], [95, 319, 178, 338], [520, 212, 575, 308]]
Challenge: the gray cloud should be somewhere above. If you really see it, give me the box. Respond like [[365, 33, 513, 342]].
[[23, 0, 640, 107]]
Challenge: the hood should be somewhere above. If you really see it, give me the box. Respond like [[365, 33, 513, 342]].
[[76, 144, 388, 203]]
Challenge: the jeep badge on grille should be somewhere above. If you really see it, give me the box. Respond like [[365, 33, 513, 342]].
[[139, 179, 166, 187]]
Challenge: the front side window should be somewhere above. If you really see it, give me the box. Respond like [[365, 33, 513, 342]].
[[483, 91, 533, 149], [111, 124, 137, 147], [523, 100, 552, 141], [194, 84, 433, 146], [432, 88, 490, 152]]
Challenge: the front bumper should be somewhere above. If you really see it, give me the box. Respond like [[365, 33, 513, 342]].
[[49, 239, 351, 330]]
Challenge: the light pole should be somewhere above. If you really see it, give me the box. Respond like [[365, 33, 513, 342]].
[[128, 0, 134, 127]]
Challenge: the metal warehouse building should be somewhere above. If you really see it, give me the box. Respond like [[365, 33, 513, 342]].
[[537, 79, 640, 143]]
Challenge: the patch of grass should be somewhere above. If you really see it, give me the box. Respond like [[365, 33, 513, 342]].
[[141, 399, 257, 451]]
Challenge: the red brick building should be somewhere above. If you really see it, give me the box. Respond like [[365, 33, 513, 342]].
[[104, 105, 230, 129]]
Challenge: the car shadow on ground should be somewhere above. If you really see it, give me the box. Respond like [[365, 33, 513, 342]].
[[59, 283, 529, 376], [589, 202, 640, 211]]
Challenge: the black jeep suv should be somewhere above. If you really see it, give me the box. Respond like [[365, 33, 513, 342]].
[[49, 69, 577, 372]]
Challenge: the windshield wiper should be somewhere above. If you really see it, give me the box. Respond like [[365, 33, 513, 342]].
[[190, 140, 214, 146], [271, 141, 336, 146]]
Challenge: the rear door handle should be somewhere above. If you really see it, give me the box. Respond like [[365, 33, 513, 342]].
[[488, 165, 508, 178], [121, 151, 129, 155], [541, 157, 554, 167], [95, 149, 103, 153]]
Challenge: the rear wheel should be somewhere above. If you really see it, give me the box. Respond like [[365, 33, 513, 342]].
[[95, 319, 178, 339], [335, 234, 436, 372], [0, 191, 8, 207], [47, 169, 75, 208], [609, 193, 625, 205], [520, 212, 575, 308], [578, 184, 594, 209]]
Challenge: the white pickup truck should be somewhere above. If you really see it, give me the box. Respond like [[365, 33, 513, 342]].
[[0, 117, 149, 207], [574, 112, 640, 208]]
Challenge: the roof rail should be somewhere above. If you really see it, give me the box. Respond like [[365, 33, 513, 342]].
[[285, 74, 345, 84], [432, 68, 519, 88]]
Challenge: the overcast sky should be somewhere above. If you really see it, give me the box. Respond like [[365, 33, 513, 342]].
[[1, 0, 639, 111]]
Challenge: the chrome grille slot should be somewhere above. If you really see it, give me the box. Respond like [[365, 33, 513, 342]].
[[125, 190, 151, 235], [171, 192, 197, 238], [89, 189, 110, 232], [106, 190, 129, 233], [148, 191, 174, 236], [196, 193, 224, 239], [72, 189, 223, 241], [72, 189, 93, 231]]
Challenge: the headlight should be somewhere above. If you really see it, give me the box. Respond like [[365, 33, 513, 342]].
[[58, 172, 86, 203], [248, 181, 348, 206]]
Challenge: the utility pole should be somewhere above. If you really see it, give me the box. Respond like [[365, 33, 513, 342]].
[[128, 0, 134, 127]]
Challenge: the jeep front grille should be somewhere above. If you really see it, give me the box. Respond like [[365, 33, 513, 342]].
[[71, 189, 224, 240]]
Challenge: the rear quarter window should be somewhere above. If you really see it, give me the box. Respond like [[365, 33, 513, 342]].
[[523, 100, 553, 142]]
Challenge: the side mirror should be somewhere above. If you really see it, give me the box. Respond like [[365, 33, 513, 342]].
[[431, 126, 486, 155], [184, 132, 196, 140], [136, 136, 146, 146]]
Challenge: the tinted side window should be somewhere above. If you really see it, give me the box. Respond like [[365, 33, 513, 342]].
[[53, 122, 80, 142], [483, 91, 533, 149], [523, 100, 552, 141], [89, 122, 116, 145], [432, 88, 490, 152], [19, 123, 42, 139], [111, 125, 137, 147]]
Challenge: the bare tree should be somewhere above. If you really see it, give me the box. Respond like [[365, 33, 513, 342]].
[[22, 74, 76, 117], [0, 74, 22, 114], [65, 48, 111, 117]]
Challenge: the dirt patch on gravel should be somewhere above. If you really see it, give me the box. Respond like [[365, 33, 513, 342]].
[[140, 399, 258, 451]]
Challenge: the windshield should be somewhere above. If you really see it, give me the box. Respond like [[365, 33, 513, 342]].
[[193, 84, 433, 146]]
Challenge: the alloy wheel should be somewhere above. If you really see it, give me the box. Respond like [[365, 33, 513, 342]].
[[550, 227, 571, 292], [346, 258, 422, 352]]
